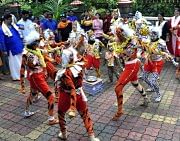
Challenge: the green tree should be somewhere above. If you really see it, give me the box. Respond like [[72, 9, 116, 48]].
[[31, 0, 69, 20], [132, 0, 175, 16]]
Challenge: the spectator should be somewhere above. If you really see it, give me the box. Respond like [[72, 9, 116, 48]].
[[0, 14, 24, 81], [0, 53, 3, 74], [105, 46, 119, 82], [57, 14, 72, 42], [81, 10, 93, 32], [92, 13, 104, 52], [18, 10, 39, 45], [40, 10, 49, 25], [42, 13, 57, 32], [2, 8, 17, 24], [32, 17, 43, 35], [110, 9, 122, 34], [28, 10, 34, 21], [67, 10, 78, 22], [103, 10, 112, 34], [42, 13, 58, 41], [92, 13, 103, 39], [166, 7, 180, 78], [0, 8, 18, 75], [166, 7, 180, 57], [155, 12, 167, 40]]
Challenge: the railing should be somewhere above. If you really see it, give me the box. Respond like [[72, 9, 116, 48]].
[[144, 16, 171, 25], [140, 0, 179, 3]]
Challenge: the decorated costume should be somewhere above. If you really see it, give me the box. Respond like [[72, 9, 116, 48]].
[[110, 26, 148, 120], [68, 21, 87, 55], [85, 32, 104, 77], [21, 41, 58, 125], [55, 48, 100, 141], [141, 27, 178, 102]]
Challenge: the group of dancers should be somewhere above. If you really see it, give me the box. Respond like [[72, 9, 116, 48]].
[[19, 10, 179, 141]]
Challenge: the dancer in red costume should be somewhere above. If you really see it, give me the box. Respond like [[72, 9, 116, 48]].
[[20, 41, 59, 125], [85, 30, 105, 78], [55, 47, 100, 141], [112, 26, 148, 121]]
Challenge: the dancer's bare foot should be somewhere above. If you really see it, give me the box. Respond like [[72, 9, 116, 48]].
[[112, 112, 123, 121]]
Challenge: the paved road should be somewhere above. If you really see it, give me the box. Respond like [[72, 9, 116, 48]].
[[0, 62, 180, 141]]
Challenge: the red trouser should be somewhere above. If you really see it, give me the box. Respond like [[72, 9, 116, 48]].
[[58, 90, 94, 136], [29, 72, 54, 116], [85, 54, 100, 69], [29, 72, 51, 95], [46, 61, 57, 80], [144, 60, 164, 74], [115, 60, 140, 115]]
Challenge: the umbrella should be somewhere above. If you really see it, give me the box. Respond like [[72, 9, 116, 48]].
[[70, 0, 84, 6], [8, 3, 21, 7], [117, 0, 133, 4]]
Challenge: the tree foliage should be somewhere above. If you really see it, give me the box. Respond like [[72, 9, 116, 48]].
[[132, 0, 176, 16], [1, 0, 177, 19], [30, 0, 70, 20]]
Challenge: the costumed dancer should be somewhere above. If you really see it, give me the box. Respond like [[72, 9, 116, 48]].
[[39, 34, 62, 102], [85, 30, 105, 78], [22, 41, 59, 125], [110, 25, 148, 121], [44, 29, 63, 64], [20, 48, 41, 103], [110, 9, 122, 35], [102, 26, 128, 72], [141, 27, 179, 102], [136, 23, 151, 78], [68, 21, 88, 57], [130, 11, 151, 79], [55, 47, 100, 141]]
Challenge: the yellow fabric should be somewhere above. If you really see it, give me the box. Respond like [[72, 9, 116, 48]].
[[109, 38, 130, 55], [82, 20, 92, 26], [128, 21, 136, 31], [93, 43, 100, 59], [26, 48, 46, 68], [139, 26, 149, 36]]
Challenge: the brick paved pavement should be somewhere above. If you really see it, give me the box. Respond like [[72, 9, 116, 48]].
[[0, 62, 180, 141]]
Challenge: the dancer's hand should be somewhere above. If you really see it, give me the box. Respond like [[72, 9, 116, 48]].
[[163, 52, 172, 61]]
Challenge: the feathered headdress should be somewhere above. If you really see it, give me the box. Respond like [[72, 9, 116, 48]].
[[117, 23, 135, 38]]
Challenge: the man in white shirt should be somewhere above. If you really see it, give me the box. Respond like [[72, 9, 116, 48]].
[[17, 10, 39, 45]]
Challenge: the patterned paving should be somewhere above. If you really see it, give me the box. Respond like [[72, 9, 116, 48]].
[[0, 62, 180, 141]]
